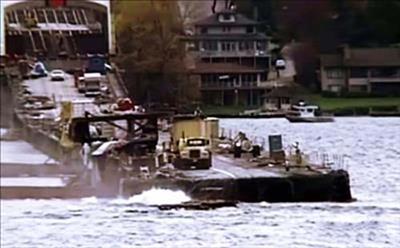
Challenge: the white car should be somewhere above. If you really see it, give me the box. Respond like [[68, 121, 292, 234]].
[[50, 69, 65, 81]]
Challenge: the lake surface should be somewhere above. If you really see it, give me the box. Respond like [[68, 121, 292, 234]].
[[1, 118, 399, 248]]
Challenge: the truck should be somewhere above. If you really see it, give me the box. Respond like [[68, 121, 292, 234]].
[[174, 137, 212, 170], [86, 55, 106, 75], [170, 116, 215, 170], [82, 73, 102, 97]]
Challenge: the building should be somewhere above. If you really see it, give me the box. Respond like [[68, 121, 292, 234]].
[[320, 47, 400, 96], [1, 0, 114, 56], [183, 9, 274, 106]]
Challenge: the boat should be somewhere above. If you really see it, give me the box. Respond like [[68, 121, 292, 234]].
[[286, 101, 334, 123]]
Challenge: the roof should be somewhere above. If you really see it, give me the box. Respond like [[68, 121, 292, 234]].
[[182, 33, 268, 41], [321, 48, 400, 67], [345, 48, 400, 67], [320, 54, 342, 67], [195, 12, 258, 26], [192, 62, 266, 74]]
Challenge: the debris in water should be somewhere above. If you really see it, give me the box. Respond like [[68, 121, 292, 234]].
[[157, 200, 237, 210]]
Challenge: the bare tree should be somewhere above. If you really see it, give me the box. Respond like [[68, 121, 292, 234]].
[[178, 1, 209, 28]]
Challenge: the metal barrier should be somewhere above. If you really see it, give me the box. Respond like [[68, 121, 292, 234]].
[[303, 151, 349, 170]]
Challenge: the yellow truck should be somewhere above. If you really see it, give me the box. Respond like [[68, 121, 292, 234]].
[[175, 137, 212, 170], [170, 116, 217, 170]]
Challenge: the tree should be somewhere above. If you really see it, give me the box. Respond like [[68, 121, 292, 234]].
[[114, 0, 199, 105], [178, 1, 210, 29]]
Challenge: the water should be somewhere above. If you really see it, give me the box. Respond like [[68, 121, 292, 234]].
[[1, 118, 400, 248]]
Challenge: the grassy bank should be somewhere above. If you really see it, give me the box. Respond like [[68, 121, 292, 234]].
[[202, 105, 246, 115], [202, 96, 400, 116], [307, 95, 400, 111]]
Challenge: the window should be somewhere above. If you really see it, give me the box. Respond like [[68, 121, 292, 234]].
[[260, 73, 267, 81], [242, 74, 257, 86], [350, 68, 368, 78], [202, 41, 218, 51], [246, 26, 254, 34], [221, 42, 236, 51], [201, 74, 218, 87], [222, 26, 231, 33], [221, 42, 226, 51], [201, 27, 207, 34], [326, 68, 345, 79], [239, 41, 252, 51], [256, 41, 266, 51], [226, 58, 239, 64], [370, 67, 400, 78]]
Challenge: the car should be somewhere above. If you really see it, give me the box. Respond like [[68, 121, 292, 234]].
[[30, 62, 48, 78], [30, 70, 47, 78], [275, 58, 286, 70], [50, 69, 65, 81]]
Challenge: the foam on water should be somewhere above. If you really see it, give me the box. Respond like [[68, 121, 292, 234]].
[[112, 188, 191, 206], [80, 196, 99, 204]]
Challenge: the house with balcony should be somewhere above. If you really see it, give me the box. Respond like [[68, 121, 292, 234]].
[[183, 9, 274, 106], [320, 47, 400, 96]]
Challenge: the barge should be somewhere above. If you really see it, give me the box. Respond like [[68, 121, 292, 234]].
[[0, 58, 352, 203]]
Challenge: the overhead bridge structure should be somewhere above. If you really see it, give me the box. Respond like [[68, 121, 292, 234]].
[[1, 0, 114, 56]]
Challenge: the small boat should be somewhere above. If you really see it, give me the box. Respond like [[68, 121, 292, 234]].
[[286, 101, 334, 123]]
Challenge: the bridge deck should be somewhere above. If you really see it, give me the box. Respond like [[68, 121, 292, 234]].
[[23, 74, 99, 116], [179, 155, 284, 180]]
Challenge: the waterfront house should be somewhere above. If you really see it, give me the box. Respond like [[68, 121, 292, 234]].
[[183, 8, 275, 106], [320, 47, 400, 96]]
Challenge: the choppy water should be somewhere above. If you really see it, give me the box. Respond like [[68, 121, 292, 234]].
[[1, 118, 400, 248]]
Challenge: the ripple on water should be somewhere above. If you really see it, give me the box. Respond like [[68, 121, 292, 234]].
[[1, 118, 400, 248]]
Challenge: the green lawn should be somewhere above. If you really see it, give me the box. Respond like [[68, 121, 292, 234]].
[[202, 105, 246, 115], [201, 96, 400, 115], [307, 95, 400, 110]]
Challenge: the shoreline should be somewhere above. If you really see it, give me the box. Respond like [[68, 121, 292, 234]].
[[205, 112, 400, 119]]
